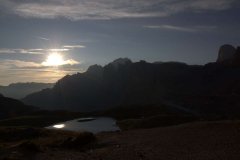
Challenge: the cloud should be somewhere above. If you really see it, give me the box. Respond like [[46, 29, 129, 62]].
[[0, 48, 58, 55], [63, 59, 79, 65], [0, 57, 80, 70], [144, 25, 217, 32], [41, 58, 80, 67], [0, 58, 84, 85], [0, 67, 75, 85], [63, 45, 85, 49], [0, 59, 42, 69], [1, 0, 237, 20], [0, 45, 85, 55], [145, 25, 197, 32], [48, 48, 70, 52], [0, 45, 82, 84], [0, 48, 44, 54], [37, 36, 50, 41]]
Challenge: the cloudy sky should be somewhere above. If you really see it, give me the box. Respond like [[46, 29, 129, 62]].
[[0, 0, 240, 85]]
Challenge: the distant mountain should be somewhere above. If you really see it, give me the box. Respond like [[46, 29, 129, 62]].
[[0, 94, 36, 119], [0, 82, 54, 99], [22, 46, 240, 115]]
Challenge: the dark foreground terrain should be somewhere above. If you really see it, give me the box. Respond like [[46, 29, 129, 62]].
[[1, 120, 240, 160]]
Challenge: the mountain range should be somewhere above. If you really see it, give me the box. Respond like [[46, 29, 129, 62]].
[[22, 44, 240, 116], [0, 83, 54, 99]]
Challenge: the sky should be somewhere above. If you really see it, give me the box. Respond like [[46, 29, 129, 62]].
[[0, 0, 240, 85]]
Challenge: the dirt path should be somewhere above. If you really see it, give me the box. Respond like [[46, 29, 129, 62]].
[[35, 120, 240, 160]]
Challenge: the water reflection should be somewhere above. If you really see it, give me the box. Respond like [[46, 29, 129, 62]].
[[47, 117, 120, 134]]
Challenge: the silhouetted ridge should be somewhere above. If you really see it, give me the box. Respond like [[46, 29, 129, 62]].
[[87, 64, 103, 73], [107, 58, 132, 69], [111, 58, 132, 65], [23, 46, 240, 115], [86, 64, 104, 78], [22, 59, 202, 111]]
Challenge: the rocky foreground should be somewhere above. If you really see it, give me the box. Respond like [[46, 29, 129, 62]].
[[2, 120, 240, 160]]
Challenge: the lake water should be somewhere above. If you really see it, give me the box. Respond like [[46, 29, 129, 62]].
[[46, 117, 120, 134]]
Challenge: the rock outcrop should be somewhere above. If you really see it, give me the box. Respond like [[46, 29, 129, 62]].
[[216, 44, 240, 66], [217, 44, 236, 63]]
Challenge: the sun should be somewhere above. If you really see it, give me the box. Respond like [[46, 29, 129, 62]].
[[42, 53, 65, 66]]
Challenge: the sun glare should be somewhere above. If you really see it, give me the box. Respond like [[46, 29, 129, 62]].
[[53, 124, 65, 129], [42, 53, 65, 66]]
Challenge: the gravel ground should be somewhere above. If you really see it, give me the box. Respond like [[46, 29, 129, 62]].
[[34, 120, 240, 160]]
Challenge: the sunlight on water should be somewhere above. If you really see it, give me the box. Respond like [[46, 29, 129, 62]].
[[53, 124, 65, 128], [47, 117, 120, 133]]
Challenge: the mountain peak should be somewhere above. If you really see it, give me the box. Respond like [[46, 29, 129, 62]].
[[108, 58, 132, 69], [87, 64, 103, 73], [112, 58, 132, 64]]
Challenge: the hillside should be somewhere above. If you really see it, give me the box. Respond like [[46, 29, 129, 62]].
[[0, 95, 36, 119]]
